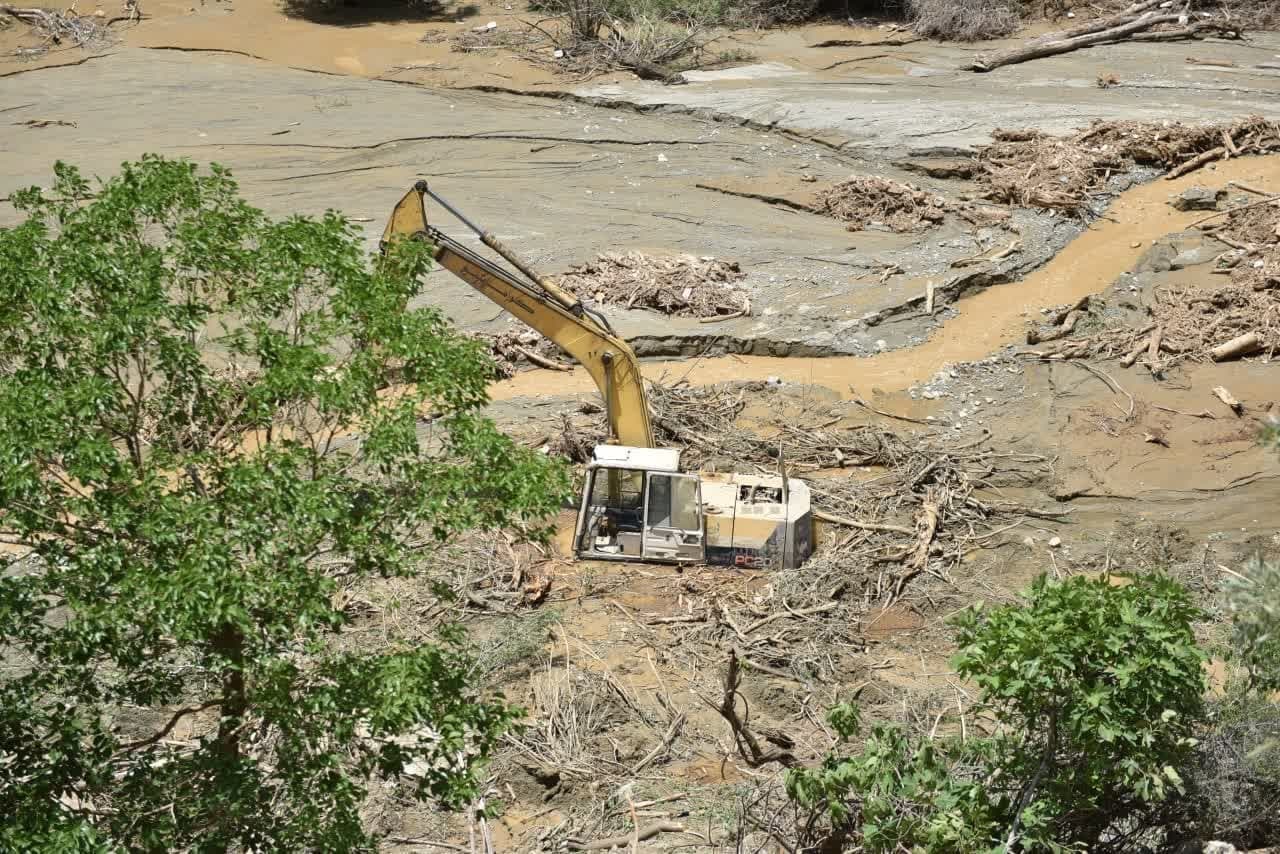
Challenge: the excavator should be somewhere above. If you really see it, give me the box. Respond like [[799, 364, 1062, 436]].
[[381, 182, 813, 570]]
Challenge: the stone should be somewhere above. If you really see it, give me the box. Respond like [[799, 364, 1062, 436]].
[[1048, 536, 1062, 548], [1169, 186, 1226, 212], [1135, 242, 1178, 274]]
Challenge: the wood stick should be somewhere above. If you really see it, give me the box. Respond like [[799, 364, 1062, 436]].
[[1228, 180, 1273, 196], [515, 345, 571, 371], [1120, 337, 1150, 367], [813, 509, 914, 536], [971, 10, 1182, 72], [630, 712, 685, 774], [1212, 385, 1243, 416], [925, 281, 935, 315], [1168, 146, 1225, 180], [569, 822, 690, 851], [1145, 325, 1163, 370], [1209, 331, 1263, 362], [1222, 129, 1240, 158]]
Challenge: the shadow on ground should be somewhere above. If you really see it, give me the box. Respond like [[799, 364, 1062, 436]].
[[278, 0, 478, 26]]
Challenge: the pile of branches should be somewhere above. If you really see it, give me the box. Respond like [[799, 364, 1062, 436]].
[[811, 176, 951, 233], [451, 26, 541, 53], [1206, 192, 1280, 293], [0, 4, 119, 49], [1028, 283, 1279, 369], [475, 328, 572, 379], [977, 116, 1280, 212], [522, 3, 710, 83], [558, 252, 750, 319], [971, 0, 1245, 72]]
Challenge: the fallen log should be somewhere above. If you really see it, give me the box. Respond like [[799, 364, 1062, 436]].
[[1209, 331, 1263, 362], [970, 9, 1236, 73]]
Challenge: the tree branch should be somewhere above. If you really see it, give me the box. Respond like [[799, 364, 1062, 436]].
[[117, 698, 225, 752]]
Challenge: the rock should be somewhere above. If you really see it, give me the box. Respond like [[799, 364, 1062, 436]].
[[1048, 536, 1062, 548], [1135, 242, 1178, 274], [1170, 245, 1214, 270], [1170, 186, 1226, 212], [1202, 843, 1241, 854], [1022, 536, 1035, 548]]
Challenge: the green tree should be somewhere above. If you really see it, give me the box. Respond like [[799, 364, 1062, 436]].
[[0, 157, 570, 851]]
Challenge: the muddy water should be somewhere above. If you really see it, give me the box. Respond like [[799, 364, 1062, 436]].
[[493, 155, 1280, 401]]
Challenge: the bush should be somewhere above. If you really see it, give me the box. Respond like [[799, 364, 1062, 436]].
[[906, 0, 1023, 40], [787, 574, 1209, 852], [954, 573, 1207, 849], [1189, 691, 1280, 849]]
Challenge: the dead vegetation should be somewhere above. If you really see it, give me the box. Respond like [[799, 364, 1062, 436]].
[[1, 3, 124, 53], [1028, 195, 1280, 368], [976, 116, 1280, 212], [970, 0, 1246, 71], [907, 0, 1022, 41], [476, 328, 573, 378], [811, 176, 952, 233], [556, 251, 751, 319]]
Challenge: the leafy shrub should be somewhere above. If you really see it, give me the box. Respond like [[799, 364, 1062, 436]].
[[787, 574, 1209, 852], [954, 574, 1207, 849], [1226, 559, 1280, 693]]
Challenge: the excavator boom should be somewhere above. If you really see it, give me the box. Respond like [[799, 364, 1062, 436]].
[[381, 183, 655, 450]]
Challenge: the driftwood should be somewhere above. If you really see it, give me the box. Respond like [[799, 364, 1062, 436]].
[[1212, 385, 1244, 416], [713, 649, 798, 769], [568, 822, 691, 851], [971, 0, 1239, 72], [1209, 331, 1263, 362]]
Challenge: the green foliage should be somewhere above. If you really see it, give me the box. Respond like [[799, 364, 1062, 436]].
[[0, 157, 571, 851], [954, 574, 1206, 847], [788, 574, 1208, 852], [786, 714, 1005, 853]]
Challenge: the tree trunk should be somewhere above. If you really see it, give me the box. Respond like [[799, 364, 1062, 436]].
[[213, 623, 247, 760], [972, 11, 1181, 72]]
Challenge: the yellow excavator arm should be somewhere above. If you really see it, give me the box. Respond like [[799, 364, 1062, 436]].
[[381, 182, 655, 449]]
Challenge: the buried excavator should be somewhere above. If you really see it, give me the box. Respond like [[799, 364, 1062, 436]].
[[381, 182, 813, 569]]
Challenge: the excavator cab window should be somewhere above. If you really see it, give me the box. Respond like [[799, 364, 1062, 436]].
[[576, 467, 645, 557]]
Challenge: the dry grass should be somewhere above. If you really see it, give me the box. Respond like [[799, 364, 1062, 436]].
[[907, 0, 1022, 41]]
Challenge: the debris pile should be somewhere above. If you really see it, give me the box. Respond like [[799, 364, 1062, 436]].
[[1208, 194, 1280, 293], [811, 176, 951, 232], [0, 4, 118, 51], [1027, 285, 1278, 369], [478, 328, 572, 379], [977, 117, 1280, 212], [451, 25, 540, 53], [558, 251, 750, 319]]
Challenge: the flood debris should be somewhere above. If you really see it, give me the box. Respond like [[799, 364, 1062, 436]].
[[557, 251, 750, 319], [1, 4, 119, 51], [811, 176, 951, 233], [476, 328, 572, 379], [970, 0, 1243, 72], [977, 116, 1280, 212]]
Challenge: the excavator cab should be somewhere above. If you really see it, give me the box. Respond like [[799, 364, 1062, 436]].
[[574, 446, 706, 563]]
